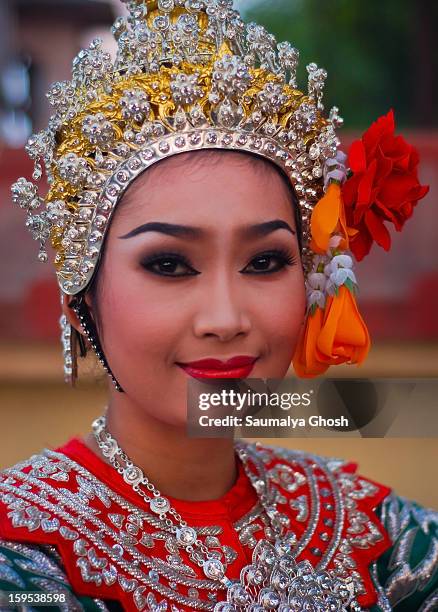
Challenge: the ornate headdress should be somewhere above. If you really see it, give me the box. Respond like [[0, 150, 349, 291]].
[[11, 0, 428, 385]]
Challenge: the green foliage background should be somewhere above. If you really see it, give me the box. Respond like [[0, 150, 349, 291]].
[[244, 0, 437, 129]]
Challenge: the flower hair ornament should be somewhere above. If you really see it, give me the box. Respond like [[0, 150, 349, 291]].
[[11, 0, 429, 388]]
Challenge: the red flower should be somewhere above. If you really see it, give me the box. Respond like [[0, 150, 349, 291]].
[[342, 109, 429, 260]]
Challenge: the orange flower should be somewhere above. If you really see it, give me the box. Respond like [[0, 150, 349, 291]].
[[293, 307, 330, 378], [310, 182, 357, 254], [316, 285, 370, 365], [293, 286, 370, 377]]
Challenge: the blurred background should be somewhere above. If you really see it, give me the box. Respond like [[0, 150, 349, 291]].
[[0, 0, 437, 506]]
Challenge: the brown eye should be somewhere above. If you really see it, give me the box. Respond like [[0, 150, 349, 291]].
[[241, 250, 297, 275], [140, 252, 200, 277]]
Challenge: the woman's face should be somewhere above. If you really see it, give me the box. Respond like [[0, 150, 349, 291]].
[[84, 152, 306, 425]]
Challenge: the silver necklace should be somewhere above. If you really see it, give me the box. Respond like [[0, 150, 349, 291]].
[[92, 414, 362, 611], [91, 414, 283, 587]]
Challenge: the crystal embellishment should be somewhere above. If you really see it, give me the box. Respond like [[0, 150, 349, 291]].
[[175, 526, 197, 546], [203, 558, 225, 580], [150, 497, 171, 514]]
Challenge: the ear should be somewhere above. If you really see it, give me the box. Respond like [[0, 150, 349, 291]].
[[61, 292, 95, 334]]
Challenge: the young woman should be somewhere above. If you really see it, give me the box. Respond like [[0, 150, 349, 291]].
[[1, 1, 436, 610]]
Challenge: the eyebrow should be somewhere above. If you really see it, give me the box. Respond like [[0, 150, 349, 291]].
[[119, 220, 296, 240]]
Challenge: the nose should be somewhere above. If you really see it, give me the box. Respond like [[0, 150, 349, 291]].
[[192, 273, 251, 342]]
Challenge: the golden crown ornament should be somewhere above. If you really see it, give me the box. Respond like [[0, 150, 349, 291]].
[[12, 0, 340, 294], [12, 0, 428, 384]]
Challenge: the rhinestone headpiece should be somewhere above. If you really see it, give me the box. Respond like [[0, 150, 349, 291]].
[[11, 0, 343, 296]]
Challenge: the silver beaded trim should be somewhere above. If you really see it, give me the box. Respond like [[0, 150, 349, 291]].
[[57, 128, 320, 296]]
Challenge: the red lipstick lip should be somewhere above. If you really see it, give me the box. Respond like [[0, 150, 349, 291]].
[[177, 356, 258, 370], [177, 363, 257, 379]]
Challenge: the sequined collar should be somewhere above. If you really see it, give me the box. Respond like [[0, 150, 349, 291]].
[[0, 438, 392, 610]]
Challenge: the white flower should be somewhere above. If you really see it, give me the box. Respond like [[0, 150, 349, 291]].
[[329, 254, 353, 272], [307, 272, 327, 291], [326, 268, 357, 295], [307, 290, 326, 309], [323, 263, 332, 277], [324, 150, 348, 188], [310, 253, 330, 272], [331, 267, 356, 285], [321, 252, 358, 295]]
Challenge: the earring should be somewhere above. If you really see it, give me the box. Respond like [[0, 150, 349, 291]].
[[68, 294, 124, 393], [60, 312, 77, 386], [60, 291, 87, 387]]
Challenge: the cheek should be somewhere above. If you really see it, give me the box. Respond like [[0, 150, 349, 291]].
[[96, 262, 187, 367], [95, 262, 192, 425], [253, 271, 306, 359]]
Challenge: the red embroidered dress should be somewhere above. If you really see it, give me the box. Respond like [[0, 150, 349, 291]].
[[0, 439, 437, 611]]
